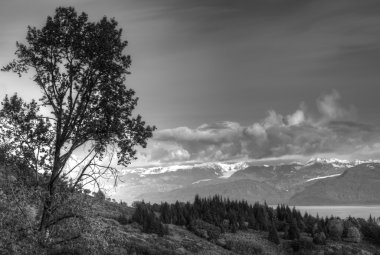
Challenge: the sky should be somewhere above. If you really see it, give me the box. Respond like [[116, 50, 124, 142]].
[[1, 0, 380, 167]]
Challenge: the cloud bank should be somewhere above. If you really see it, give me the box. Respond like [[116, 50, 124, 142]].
[[134, 90, 380, 166]]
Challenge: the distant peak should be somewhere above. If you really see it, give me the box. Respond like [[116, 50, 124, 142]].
[[305, 157, 380, 168], [306, 157, 350, 165]]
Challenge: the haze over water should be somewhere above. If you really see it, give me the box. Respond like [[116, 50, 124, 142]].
[[295, 206, 380, 219]]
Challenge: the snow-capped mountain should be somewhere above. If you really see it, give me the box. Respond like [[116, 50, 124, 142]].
[[305, 157, 380, 168], [305, 157, 352, 168], [125, 161, 248, 178], [112, 157, 380, 204], [127, 157, 380, 177]]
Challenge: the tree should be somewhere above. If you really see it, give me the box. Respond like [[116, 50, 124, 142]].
[[268, 219, 280, 245], [2, 6, 155, 233], [287, 218, 300, 240], [0, 94, 54, 185]]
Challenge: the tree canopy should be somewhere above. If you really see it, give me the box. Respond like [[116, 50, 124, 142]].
[[1, 6, 155, 231]]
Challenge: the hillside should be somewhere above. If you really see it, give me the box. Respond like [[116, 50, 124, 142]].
[[2, 162, 380, 255], [290, 163, 380, 205]]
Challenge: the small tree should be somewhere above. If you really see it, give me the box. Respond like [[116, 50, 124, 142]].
[[287, 218, 300, 240], [0, 94, 54, 185], [268, 219, 280, 245], [2, 6, 155, 234]]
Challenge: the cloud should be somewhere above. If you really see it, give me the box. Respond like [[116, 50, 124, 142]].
[[316, 90, 356, 121], [135, 90, 380, 166], [287, 108, 306, 126]]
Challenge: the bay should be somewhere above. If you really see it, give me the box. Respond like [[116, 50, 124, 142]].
[[293, 205, 380, 219]]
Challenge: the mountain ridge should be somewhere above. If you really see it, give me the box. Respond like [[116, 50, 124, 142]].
[[290, 163, 380, 205], [113, 158, 380, 205]]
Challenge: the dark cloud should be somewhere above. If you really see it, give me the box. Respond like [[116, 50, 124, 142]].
[[2, 0, 380, 130], [1, 1, 380, 167]]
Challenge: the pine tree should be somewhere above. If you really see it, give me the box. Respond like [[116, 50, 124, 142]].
[[288, 217, 300, 240], [268, 220, 280, 245]]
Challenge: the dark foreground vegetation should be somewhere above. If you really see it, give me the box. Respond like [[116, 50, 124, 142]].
[[2, 158, 380, 254], [3, 132, 379, 253], [131, 195, 380, 254]]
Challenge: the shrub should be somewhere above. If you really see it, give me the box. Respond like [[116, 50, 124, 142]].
[[360, 221, 380, 245], [327, 218, 343, 241], [116, 213, 129, 225], [225, 239, 263, 255], [345, 226, 361, 243], [313, 232, 326, 245], [188, 219, 221, 241], [0, 182, 42, 254], [290, 237, 315, 253]]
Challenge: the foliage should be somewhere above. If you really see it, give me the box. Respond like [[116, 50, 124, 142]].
[[188, 219, 222, 241], [289, 237, 315, 254], [285, 218, 300, 240], [345, 226, 361, 243], [225, 239, 263, 255], [0, 178, 42, 254], [268, 220, 280, 245], [116, 213, 129, 225], [1, 6, 155, 235], [132, 202, 169, 236], [313, 232, 326, 245], [327, 218, 344, 241], [360, 218, 380, 245], [0, 95, 53, 186]]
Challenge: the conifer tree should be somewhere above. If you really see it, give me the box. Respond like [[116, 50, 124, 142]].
[[268, 219, 280, 245], [288, 217, 300, 240]]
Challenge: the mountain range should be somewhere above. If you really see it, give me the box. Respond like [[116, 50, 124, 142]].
[[290, 163, 380, 205], [111, 158, 380, 206]]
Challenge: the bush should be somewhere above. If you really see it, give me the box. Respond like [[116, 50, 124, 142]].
[[116, 213, 129, 225], [0, 172, 43, 254], [327, 218, 343, 241], [313, 232, 326, 245], [360, 221, 380, 245], [225, 239, 263, 255], [345, 226, 361, 243], [290, 237, 315, 253], [188, 219, 221, 241]]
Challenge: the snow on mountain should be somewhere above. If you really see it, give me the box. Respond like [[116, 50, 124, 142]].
[[208, 162, 249, 178], [305, 157, 380, 168], [353, 159, 380, 165], [123, 158, 380, 178], [305, 173, 342, 182], [305, 157, 352, 168], [192, 179, 212, 185], [125, 162, 249, 177]]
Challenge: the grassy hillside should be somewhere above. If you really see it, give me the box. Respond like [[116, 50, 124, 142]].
[[1, 163, 380, 254]]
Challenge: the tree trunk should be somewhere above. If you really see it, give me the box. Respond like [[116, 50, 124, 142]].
[[39, 133, 62, 231]]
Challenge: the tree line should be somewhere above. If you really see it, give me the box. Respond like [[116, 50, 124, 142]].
[[130, 194, 380, 247]]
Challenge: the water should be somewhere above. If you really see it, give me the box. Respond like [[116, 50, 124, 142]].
[[293, 205, 380, 219]]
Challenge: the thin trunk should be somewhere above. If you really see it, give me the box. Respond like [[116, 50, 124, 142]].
[[39, 126, 62, 231]]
